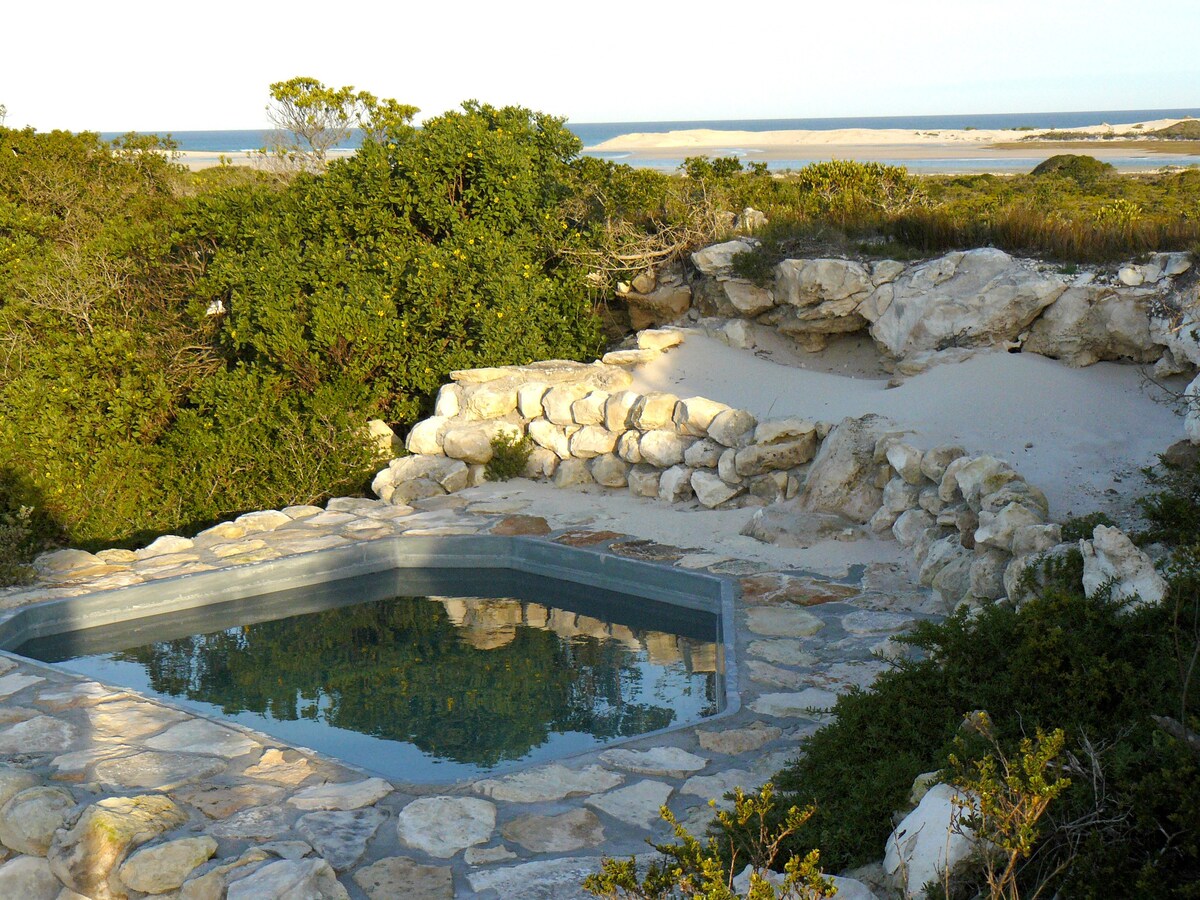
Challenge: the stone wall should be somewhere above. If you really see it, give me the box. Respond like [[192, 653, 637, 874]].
[[371, 330, 1057, 612], [684, 241, 1196, 373]]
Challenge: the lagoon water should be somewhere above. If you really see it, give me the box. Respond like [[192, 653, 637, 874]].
[[98, 107, 1200, 173]]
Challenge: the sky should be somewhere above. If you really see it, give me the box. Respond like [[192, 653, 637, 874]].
[[3, 0, 1198, 132]]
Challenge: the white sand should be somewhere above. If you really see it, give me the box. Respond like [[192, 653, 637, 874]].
[[589, 119, 1189, 153]]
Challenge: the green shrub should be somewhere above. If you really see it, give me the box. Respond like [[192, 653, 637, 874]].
[[1030, 154, 1116, 182], [1061, 511, 1117, 541], [485, 432, 533, 481]]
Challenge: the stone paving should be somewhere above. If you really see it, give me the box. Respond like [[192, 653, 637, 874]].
[[0, 491, 933, 898]]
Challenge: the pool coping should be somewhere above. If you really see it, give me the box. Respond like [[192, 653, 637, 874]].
[[0, 534, 741, 782]]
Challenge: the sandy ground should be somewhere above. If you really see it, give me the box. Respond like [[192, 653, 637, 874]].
[[459, 332, 1185, 578], [589, 118, 1193, 152]]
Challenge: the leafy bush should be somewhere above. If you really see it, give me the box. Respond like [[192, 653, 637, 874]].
[[741, 564, 1199, 896], [584, 784, 835, 899], [485, 432, 533, 481], [1030, 154, 1115, 182], [1061, 511, 1117, 541]]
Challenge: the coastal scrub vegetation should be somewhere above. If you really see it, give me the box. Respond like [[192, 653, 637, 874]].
[[1, 86, 1198, 569], [681, 455, 1198, 898]]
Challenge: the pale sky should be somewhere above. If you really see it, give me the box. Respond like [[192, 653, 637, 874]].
[[3, 0, 1197, 132]]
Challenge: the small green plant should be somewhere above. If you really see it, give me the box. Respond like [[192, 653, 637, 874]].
[[583, 784, 836, 899], [485, 432, 533, 481], [949, 713, 1072, 900], [1060, 511, 1116, 541]]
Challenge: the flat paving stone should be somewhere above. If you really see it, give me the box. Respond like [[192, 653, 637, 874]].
[[746, 639, 820, 666], [353, 856, 453, 900], [242, 748, 316, 785], [144, 719, 260, 758], [396, 796, 496, 858], [745, 607, 826, 638], [209, 804, 295, 841], [0, 673, 44, 699], [598, 747, 708, 778], [288, 777, 393, 811], [840, 610, 916, 635], [259, 840, 313, 859], [489, 515, 552, 536], [466, 855, 612, 900], [474, 763, 623, 803], [501, 808, 605, 853], [609, 539, 695, 563], [740, 574, 858, 606], [696, 722, 782, 755], [174, 782, 286, 819], [35, 682, 113, 711], [464, 844, 518, 865], [750, 689, 841, 719], [681, 769, 757, 801], [552, 530, 626, 547], [0, 715, 76, 753], [296, 807, 387, 872], [93, 750, 227, 791], [746, 660, 808, 690], [585, 779, 674, 830], [84, 698, 190, 741], [50, 745, 132, 781]]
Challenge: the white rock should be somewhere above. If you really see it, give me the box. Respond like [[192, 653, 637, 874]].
[[463, 385, 517, 419], [754, 417, 817, 445], [433, 383, 461, 418], [721, 280, 775, 316], [775, 258, 873, 307], [1186, 372, 1200, 444], [474, 764, 623, 803], [691, 470, 743, 508], [136, 535, 195, 559], [542, 385, 591, 425], [569, 425, 618, 459], [404, 416, 450, 455], [631, 392, 680, 430], [585, 780, 674, 830], [799, 415, 888, 523], [884, 783, 978, 899], [674, 396, 730, 436], [598, 747, 707, 778], [0, 856, 60, 900], [639, 430, 690, 468], [627, 465, 661, 498], [750, 689, 839, 717], [870, 249, 1067, 359], [974, 502, 1043, 552], [553, 458, 594, 488], [658, 465, 695, 502], [893, 509, 937, 548], [287, 778, 392, 811], [604, 391, 642, 433], [395, 797, 496, 858], [528, 419, 575, 459], [722, 318, 757, 349], [590, 454, 630, 488], [636, 329, 684, 351], [691, 239, 754, 275], [1080, 525, 1167, 608], [119, 836, 218, 894], [885, 442, 925, 485], [0, 785, 75, 855], [683, 438, 724, 468], [226, 858, 349, 900], [570, 391, 609, 426], [706, 408, 758, 449], [615, 430, 644, 463]]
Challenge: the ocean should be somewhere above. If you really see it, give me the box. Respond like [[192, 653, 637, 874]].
[[99, 108, 1200, 174]]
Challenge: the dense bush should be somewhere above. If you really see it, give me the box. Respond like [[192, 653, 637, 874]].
[[0, 102, 603, 547]]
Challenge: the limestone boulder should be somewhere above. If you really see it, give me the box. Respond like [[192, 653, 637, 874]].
[[1186, 372, 1200, 444], [433, 383, 461, 417], [462, 384, 518, 419], [404, 415, 450, 455], [119, 836, 218, 894], [691, 471, 743, 508], [590, 454, 630, 488], [734, 436, 817, 476], [542, 384, 591, 425], [626, 284, 693, 330], [658, 465, 695, 502], [639, 430, 691, 468], [884, 783, 978, 899], [226, 858, 349, 900], [569, 425, 618, 459], [674, 396, 730, 437], [631, 392, 680, 430], [683, 438, 724, 468], [1080, 525, 1167, 608], [707, 408, 758, 449], [604, 391, 642, 433], [0, 856, 60, 900], [553, 458, 594, 488], [442, 421, 520, 465], [870, 249, 1067, 358], [721, 280, 775, 316], [774, 258, 873, 308], [48, 794, 188, 900], [528, 420, 576, 459], [691, 240, 755, 275], [627, 465, 661, 498], [921, 444, 967, 483], [0, 785, 75, 855], [1024, 280, 1158, 366], [798, 415, 888, 523]]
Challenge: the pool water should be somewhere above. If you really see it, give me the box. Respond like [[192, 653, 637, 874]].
[[18, 569, 721, 783]]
